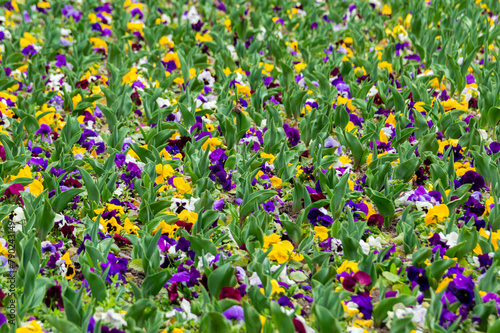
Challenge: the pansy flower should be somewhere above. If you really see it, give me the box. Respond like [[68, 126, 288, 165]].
[[57, 252, 76, 279]]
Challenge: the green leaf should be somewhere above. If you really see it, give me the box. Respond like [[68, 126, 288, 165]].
[[365, 188, 395, 219], [382, 271, 400, 283], [243, 301, 262, 333], [344, 131, 366, 167], [281, 218, 302, 247], [142, 270, 170, 298], [270, 301, 294, 333], [128, 259, 144, 272], [183, 233, 218, 256], [390, 316, 416, 333], [37, 198, 56, 241], [394, 158, 421, 183], [46, 316, 81, 333], [240, 190, 277, 223], [208, 262, 236, 298], [487, 107, 500, 126], [50, 188, 85, 213], [200, 312, 231, 333], [82, 265, 107, 303], [428, 259, 455, 280], [78, 167, 100, 204], [478, 262, 499, 293], [125, 299, 158, 328], [313, 304, 342, 333], [290, 271, 308, 282], [389, 86, 405, 113], [418, 133, 439, 155]]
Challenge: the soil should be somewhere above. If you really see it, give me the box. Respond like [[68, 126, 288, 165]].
[[385, 218, 399, 237], [385, 207, 405, 237], [121, 250, 145, 286], [224, 192, 236, 203], [296, 298, 311, 317], [278, 200, 301, 222], [127, 267, 145, 287], [371, 287, 380, 304]]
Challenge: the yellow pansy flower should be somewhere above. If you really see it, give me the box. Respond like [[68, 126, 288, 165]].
[[268, 240, 303, 263], [37, 104, 56, 126], [16, 320, 44, 333], [345, 121, 357, 133], [61, 252, 76, 279], [263, 233, 281, 249], [196, 32, 213, 42], [342, 301, 360, 317], [378, 61, 393, 72], [20, 32, 37, 48], [270, 176, 282, 188], [261, 153, 276, 164], [224, 19, 232, 32], [441, 98, 468, 112], [413, 102, 426, 112], [28, 179, 44, 196], [101, 217, 124, 235], [156, 164, 175, 184], [424, 204, 449, 225], [294, 62, 307, 73], [178, 210, 198, 224], [163, 52, 181, 68], [124, 218, 140, 235], [261, 279, 285, 296], [314, 226, 329, 241], [438, 139, 459, 154], [9, 165, 33, 181], [72, 146, 87, 157], [122, 67, 138, 84], [127, 22, 144, 34], [159, 36, 175, 48], [202, 137, 222, 151], [454, 162, 475, 177], [152, 221, 179, 237], [385, 113, 396, 126], [89, 37, 108, 51], [235, 83, 251, 97], [485, 196, 494, 215], [72, 94, 82, 109], [337, 96, 355, 111], [382, 4, 392, 15], [337, 260, 359, 274], [338, 155, 352, 167], [173, 177, 193, 195], [436, 276, 453, 292]]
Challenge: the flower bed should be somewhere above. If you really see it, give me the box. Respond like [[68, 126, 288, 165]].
[[1, 0, 500, 332]]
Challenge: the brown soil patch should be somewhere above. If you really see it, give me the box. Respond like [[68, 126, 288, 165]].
[[296, 298, 311, 317], [384, 218, 399, 237], [279, 200, 301, 222], [127, 267, 145, 287]]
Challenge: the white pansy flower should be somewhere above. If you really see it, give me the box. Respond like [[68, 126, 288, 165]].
[[440, 232, 458, 248], [183, 6, 200, 25], [157, 97, 171, 108], [249, 272, 262, 286], [198, 71, 215, 87], [359, 239, 370, 255], [12, 207, 25, 223], [94, 309, 127, 328]]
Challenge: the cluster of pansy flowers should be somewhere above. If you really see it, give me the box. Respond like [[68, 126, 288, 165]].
[[1, 0, 500, 332]]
